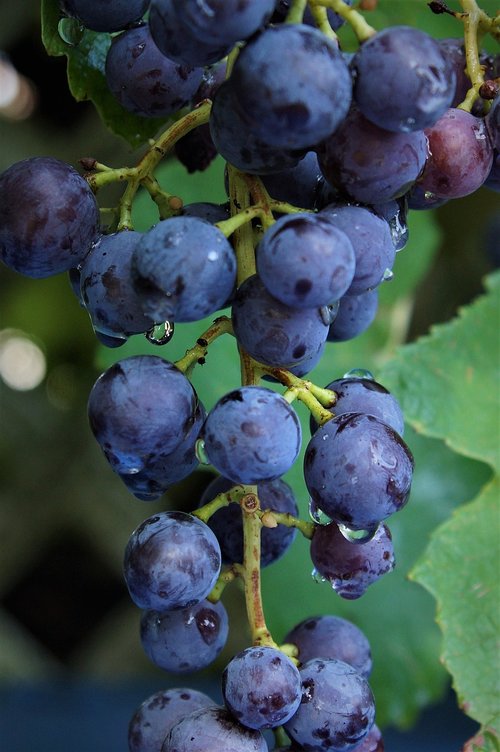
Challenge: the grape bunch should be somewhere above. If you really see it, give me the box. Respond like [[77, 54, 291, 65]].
[[1, 0, 498, 749]]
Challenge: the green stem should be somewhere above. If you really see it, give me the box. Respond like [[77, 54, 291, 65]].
[[141, 174, 183, 219], [193, 484, 247, 524], [259, 509, 316, 540], [261, 365, 336, 425], [216, 206, 267, 238], [206, 565, 243, 604], [273, 726, 292, 748], [227, 165, 258, 285], [174, 316, 234, 376], [457, 0, 497, 110], [310, 0, 376, 41], [307, 4, 339, 42], [286, 0, 308, 24]]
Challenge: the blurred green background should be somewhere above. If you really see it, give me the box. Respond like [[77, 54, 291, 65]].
[[0, 1, 498, 747]]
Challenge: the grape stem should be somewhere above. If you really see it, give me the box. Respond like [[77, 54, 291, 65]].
[[308, 3, 340, 42], [286, 0, 308, 24], [258, 364, 337, 425], [309, 0, 377, 41], [227, 165, 258, 285], [206, 565, 242, 604], [174, 315, 234, 376], [457, 0, 499, 111]]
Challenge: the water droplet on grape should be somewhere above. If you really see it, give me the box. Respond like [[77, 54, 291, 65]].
[[424, 190, 436, 200], [308, 498, 331, 525], [383, 268, 394, 281], [343, 368, 374, 380], [58, 18, 84, 46], [146, 321, 175, 346], [311, 568, 327, 584], [319, 301, 340, 326], [195, 438, 209, 464], [338, 523, 379, 544]]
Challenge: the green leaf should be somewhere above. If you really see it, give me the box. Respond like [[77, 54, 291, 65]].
[[379, 271, 500, 473], [41, 0, 168, 149], [411, 477, 500, 738]]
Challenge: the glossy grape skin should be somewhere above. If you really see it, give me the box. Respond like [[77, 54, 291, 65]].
[[231, 274, 329, 369], [80, 230, 155, 339], [416, 108, 494, 199], [310, 377, 405, 437], [209, 80, 303, 175], [256, 213, 356, 309], [128, 687, 216, 752], [284, 658, 376, 751], [202, 386, 302, 484], [174, 0, 275, 47], [140, 599, 229, 673], [327, 290, 379, 343], [105, 25, 203, 118], [352, 25, 455, 133], [230, 24, 352, 150], [162, 706, 268, 751], [284, 615, 372, 678], [318, 106, 428, 204], [0, 157, 99, 278], [321, 205, 395, 296], [123, 511, 221, 612], [198, 476, 298, 567], [222, 646, 302, 730], [60, 0, 149, 32], [131, 216, 236, 323], [310, 522, 395, 599], [87, 355, 198, 475], [259, 151, 326, 210], [371, 199, 409, 252], [304, 412, 413, 530]]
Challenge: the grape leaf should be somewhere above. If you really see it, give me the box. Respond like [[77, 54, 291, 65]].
[[379, 271, 500, 473], [40, 0, 168, 149], [411, 477, 500, 738]]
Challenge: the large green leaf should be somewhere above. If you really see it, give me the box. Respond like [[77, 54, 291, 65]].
[[380, 272, 500, 473], [411, 477, 500, 737], [40, 0, 168, 149]]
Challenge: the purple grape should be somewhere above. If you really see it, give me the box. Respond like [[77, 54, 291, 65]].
[[124, 511, 221, 612], [256, 213, 356, 309], [131, 215, 236, 323], [486, 96, 500, 150], [198, 476, 299, 567], [310, 522, 395, 599], [162, 706, 268, 751], [0, 157, 99, 278], [87, 355, 198, 475], [304, 412, 413, 530], [352, 25, 455, 132], [485, 151, 500, 192], [128, 687, 216, 752], [181, 202, 230, 224], [222, 646, 302, 730], [351, 724, 384, 751], [105, 25, 203, 119], [327, 289, 379, 342], [417, 108, 494, 198], [229, 24, 352, 150], [174, 0, 275, 48], [284, 615, 372, 678], [80, 230, 155, 339], [231, 274, 329, 369], [60, 0, 149, 32], [284, 658, 376, 751], [318, 105, 428, 204], [202, 386, 302, 484], [258, 151, 326, 210], [406, 183, 449, 210], [321, 205, 395, 296], [438, 38, 472, 108], [371, 198, 409, 252], [174, 125, 218, 173], [140, 599, 229, 673]]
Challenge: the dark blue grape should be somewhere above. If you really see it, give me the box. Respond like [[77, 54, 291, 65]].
[[484, 151, 500, 193], [60, 0, 149, 32], [327, 289, 379, 342], [231, 274, 329, 369], [284, 658, 376, 751], [222, 646, 302, 730], [486, 97, 500, 151], [105, 25, 203, 118], [174, 0, 275, 47], [310, 522, 395, 599], [318, 105, 428, 204], [406, 183, 449, 210], [352, 26, 455, 132], [162, 706, 268, 751], [304, 412, 413, 530], [149, 0, 232, 67], [271, 0, 353, 31], [128, 687, 216, 752], [202, 386, 302, 485], [256, 213, 356, 309], [80, 230, 155, 339], [284, 615, 372, 678], [198, 476, 298, 567], [229, 24, 352, 150], [321, 205, 395, 296], [87, 355, 198, 475], [259, 151, 325, 210], [209, 80, 303, 175], [351, 724, 384, 751], [181, 202, 230, 224], [140, 599, 229, 673], [174, 125, 218, 173], [123, 511, 221, 611], [131, 216, 236, 322], [0, 157, 99, 278], [371, 198, 409, 252]]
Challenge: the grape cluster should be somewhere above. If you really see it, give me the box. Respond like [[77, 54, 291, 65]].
[[1, 0, 498, 750]]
